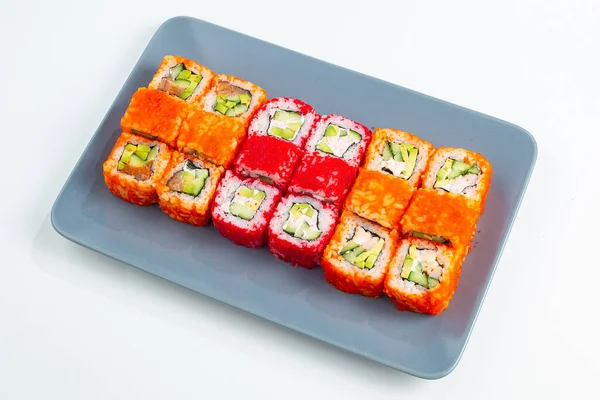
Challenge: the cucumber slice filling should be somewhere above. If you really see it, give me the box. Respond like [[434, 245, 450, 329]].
[[282, 202, 321, 241], [339, 226, 385, 270], [411, 231, 450, 245], [316, 124, 362, 157], [156, 62, 202, 100], [229, 185, 266, 220], [167, 160, 210, 197], [380, 141, 419, 179], [212, 81, 252, 117], [434, 158, 481, 194], [400, 245, 442, 289], [117, 143, 159, 181], [267, 109, 305, 141]]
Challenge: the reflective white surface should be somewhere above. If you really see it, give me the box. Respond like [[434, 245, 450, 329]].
[[1, 0, 598, 398]]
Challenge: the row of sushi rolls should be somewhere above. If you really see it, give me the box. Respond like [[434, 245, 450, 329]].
[[103, 55, 493, 316]]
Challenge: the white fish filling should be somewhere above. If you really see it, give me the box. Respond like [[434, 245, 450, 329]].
[[267, 109, 305, 141], [282, 203, 321, 240], [316, 124, 362, 157], [382, 159, 406, 177]]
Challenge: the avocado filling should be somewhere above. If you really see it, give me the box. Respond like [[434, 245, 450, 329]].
[[282, 203, 322, 241], [167, 160, 210, 197], [229, 186, 266, 220], [410, 231, 450, 245], [157, 63, 202, 100], [316, 124, 362, 157], [267, 109, 305, 140], [434, 158, 481, 194], [400, 245, 442, 289], [339, 226, 385, 270], [213, 80, 252, 117], [381, 141, 418, 179], [117, 143, 159, 181]]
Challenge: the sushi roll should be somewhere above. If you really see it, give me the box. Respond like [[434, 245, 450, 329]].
[[102, 132, 172, 206], [400, 147, 492, 247], [120, 87, 188, 148], [247, 97, 319, 148], [421, 147, 492, 207], [321, 211, 399, 298], [343, 128, 433, 229], [200, 74, 267, 126], [176, 108, 247, 170], [303, 114, 372, 170], [148, 55, 215, 104], [287, 152, 357, 210], [233, 135, 304, 192], [361, 128, 433, 186], [156, 151, 225, 226], [399, 188, 482, 248], [383, 237, 467, 315], [268, 194, 339, 269], [211, 170, 282, 248]]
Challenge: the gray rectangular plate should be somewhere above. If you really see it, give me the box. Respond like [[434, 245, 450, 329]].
[[51, 16, 537, 380]]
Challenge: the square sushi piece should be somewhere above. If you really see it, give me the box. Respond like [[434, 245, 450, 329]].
[[120, 88, 189, 148], [200, 74, 267, 126], [399, 188, 482, 248], [268, 194, 339, 269], [177, 108, 247, 170], [383, 237, 467, 315], [156, 151, 225, 226], [233, 135, 304, 192], [321, 211, 399, 298], [287, 152, 357, 210], [400, 148, 492, 248], [303, 114, 372, 170], [247, 97, 319, 148], [148, 55, 215, 104], [344, 128, 433, 229], [420, 147, 493, 208], [102, 132, 172, 206], [211, 171, 282, 248]]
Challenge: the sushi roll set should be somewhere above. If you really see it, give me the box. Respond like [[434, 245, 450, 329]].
[[102, 54, 493, 316]]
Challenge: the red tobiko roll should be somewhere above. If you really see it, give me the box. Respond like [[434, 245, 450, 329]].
[[211, 170, 282, 248], [287, 151, 357, 210], [233, 135, 304, 192], [247, 97, 320, 149], [268, 193, 340, 269]]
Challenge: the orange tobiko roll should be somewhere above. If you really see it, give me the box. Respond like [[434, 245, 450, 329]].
[[344, 170, 414, 230], [384, 237, 468, 315], [177, 108, 247, 170], [321, 211, 399, 298], [103, 132, 172, 206], [120, 88, 188, 148], [156, 151, 225, 226], [148, 55, 215, 105], [399, 188, 481, 248], [420, 147, 493, 209]]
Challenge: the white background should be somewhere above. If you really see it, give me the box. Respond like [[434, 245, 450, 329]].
[[1, 0, 598, 398]]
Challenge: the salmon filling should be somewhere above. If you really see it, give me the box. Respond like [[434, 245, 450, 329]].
[[213, 81, 252, 117], [157, 62, 202, 100], [117, 143, 159, 181], [166, 160, 210, 197]]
